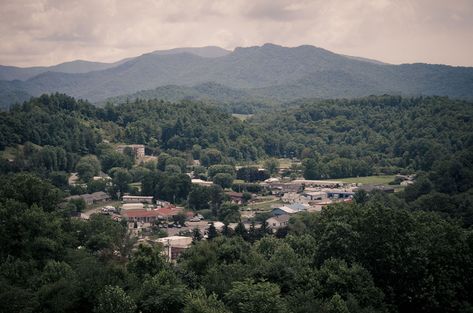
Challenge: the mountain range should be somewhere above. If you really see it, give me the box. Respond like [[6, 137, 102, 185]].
[[1, 43, 472, 109]]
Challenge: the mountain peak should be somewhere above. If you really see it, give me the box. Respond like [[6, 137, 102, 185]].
[[149, 46, 231, 58]]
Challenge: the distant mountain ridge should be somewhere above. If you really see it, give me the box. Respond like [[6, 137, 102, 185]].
[[1, 43, 472, 108]]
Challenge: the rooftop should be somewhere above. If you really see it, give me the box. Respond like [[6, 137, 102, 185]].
[[268, 215, 290, 223], [123, 209, 161, 218]]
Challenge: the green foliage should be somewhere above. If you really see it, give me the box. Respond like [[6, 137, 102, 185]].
[[207, 222, 218, 240], [127, 244, 166, 279], [98, 147, 133, 172], [48, 170, 69, 188], [76, 155, 101, 182], [192, 228, 203, 242], [236, 167, 269, 182], [225, 279, 287, 313], [263, 158, 280, 175], [188, 185, 211, 211], [213, 173, 234, 188], [0, 172, 63, 211], [137, 270, 186, 313], [78, 214, 128, 254], [219, 203, 240, 223], [200, 148, 224, 167], [251, 96, 473, 176], [0, 94, 101, 153], [110, 167, 132, 196], [208, 164, 235, 178], [94, 285, 136, 313], [142, 170, 191, 203], [184, 289, 230, 313]]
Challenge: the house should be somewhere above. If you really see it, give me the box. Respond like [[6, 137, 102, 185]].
[[325, 189, 355, 199], [65, 191, 110, 206], [122, 209, 161, 223], [271, 206, 297, 216], [210, 221, 225, 231], [156, 200, 172, 207], [266, 215, 290, 230], [123, 195, 154, 204], [122, 203, 145, 211], [309, 200, 333, 212], [291, 179, 346, 188], [156, 236, 193, 261], [301, 191, 327, 201], [268, 183, 302, 195], [91, 191, 110, 202], [116, 144, 145, 158], [225, 191, 245, 204], [155, 207, 183, 219]]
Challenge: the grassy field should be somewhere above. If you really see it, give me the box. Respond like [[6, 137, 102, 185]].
[[0, 146, 18, 159], [330, 175, 396, 185], [242, 158, 298, 169], [243, 197, 284, 211]]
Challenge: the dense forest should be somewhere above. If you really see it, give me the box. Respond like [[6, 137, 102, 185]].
[[1, 171, 473, 313], [2, 94, 473, 173], [1, 93, 473, 313]]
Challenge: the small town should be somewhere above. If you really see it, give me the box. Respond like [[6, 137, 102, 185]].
[[63, 143, 414, 262]]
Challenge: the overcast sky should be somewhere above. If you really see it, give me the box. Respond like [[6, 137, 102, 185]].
[[1, 0, 472, 67]]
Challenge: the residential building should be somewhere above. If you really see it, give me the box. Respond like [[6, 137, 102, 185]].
[[325, 189, 355, 199], [123, 195, 154, 204], [225, 191, 245, 204], [291, 179, 346, 188], [65, 191, 110, 206], [266, 215, 290, 230], [122, 203, 145, 211], [156, 236, 193, 261], [268, 183, 302, 195], [271, 206, 297, 216], [122, 209, 161, 223]]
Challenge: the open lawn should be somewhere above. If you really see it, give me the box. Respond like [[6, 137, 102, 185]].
[[242, 158, 298, 169], [243, 197, 284, 211], [329, 175, 396, 185], [0, 146, 18, 160]]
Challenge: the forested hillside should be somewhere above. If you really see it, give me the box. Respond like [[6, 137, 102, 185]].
[[1, 93, 473, 313], [2, 94, 473, 177], [103, 82, 276, 114], [250, 96, 473, 175]]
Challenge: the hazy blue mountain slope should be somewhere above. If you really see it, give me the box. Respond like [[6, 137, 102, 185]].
[[1, 44, 472, 107]]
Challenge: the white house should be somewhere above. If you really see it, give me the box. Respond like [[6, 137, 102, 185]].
[[266, 215, 290, 230]]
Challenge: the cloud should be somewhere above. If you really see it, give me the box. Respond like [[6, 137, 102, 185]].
[[0, 0, 472, 67]]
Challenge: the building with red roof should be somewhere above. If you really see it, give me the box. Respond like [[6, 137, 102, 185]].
[[122, 207, 183, 223]]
